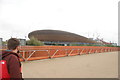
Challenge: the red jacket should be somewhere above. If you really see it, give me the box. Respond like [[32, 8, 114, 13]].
[[0, 50, 23, 80]]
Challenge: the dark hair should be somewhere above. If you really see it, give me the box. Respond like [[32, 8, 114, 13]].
[[7, 38, 20, 50]]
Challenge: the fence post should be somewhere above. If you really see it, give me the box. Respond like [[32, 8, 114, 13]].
[[47, 50, 51, 59], [65, 49, 68, 56], [78, 49, 80, 55]]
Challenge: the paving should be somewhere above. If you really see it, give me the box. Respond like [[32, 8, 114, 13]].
[[22, 51, 118, 78]]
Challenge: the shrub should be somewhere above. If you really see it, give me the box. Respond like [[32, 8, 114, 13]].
[[26, 37, 44, 46]]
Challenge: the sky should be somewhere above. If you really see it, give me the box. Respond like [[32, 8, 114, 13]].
[[0, 0, 119, 44]]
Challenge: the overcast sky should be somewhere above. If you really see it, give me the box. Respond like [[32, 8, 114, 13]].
[[0, 0, 119, 44]]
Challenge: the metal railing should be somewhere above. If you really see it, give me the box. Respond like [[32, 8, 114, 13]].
[[18, 47, 119, 61]]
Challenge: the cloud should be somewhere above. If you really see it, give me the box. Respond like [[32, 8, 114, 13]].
[[0, 0, 118, 44]]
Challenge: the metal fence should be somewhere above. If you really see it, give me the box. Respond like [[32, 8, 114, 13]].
[[17, 46, 119, 61]]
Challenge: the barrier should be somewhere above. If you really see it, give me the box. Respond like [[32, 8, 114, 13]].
[[2, 46, 120, 61], [18, 46, 120, 61]]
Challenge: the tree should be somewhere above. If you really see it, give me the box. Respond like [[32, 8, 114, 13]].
[[2, 41, 7, 46], [26, 37, 44, 46]]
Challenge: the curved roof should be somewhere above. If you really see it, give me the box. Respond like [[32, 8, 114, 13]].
[[28, 30, 98, 43]]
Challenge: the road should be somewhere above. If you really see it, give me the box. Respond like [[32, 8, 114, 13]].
[[22, 51, 118, 78]]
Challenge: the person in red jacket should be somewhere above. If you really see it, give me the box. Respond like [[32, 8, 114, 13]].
[[1, 38, 23, 80]]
